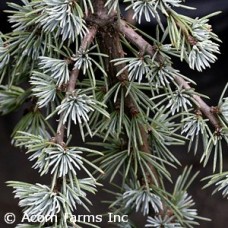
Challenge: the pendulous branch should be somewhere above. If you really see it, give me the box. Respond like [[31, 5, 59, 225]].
[[115, 19, 221, 130], [55, 25, 98, 145]]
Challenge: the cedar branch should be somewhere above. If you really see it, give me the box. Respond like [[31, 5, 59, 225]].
[[116, 19, 221, 130], [55, 25, 98, 145]]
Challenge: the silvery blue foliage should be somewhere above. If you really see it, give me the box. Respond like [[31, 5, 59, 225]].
[[214, 176, 228, 198], [7, 0, 43, 31], [191, 17, 214, 41], [182, 113, 206, 139], [181, 112, 211, 154], [186, 14, 221, 71], [64, 178, 97, 211], [39, 56, 70, 86], [0, 37, 10, 70], [188, 40, 220, 71], [40, 0, 88, 41], [125, 0, 160, 24], [30, 71, 57, 108], [167, 88, 193, 115], [175, 192, 199, 224], [200, 127, 228, 173], [124, 0, 193, 28], [45, 144, 84, 177], [57, 90, 94, 136], [148, 64, 176, 87], [56, 89, 109, 138], [204, 172, 228, 199], [122, 189, 163, 215], [14, 131, 103, 179], [113, 56, 151, 83], [0, 85, 26, 114], [7, 182, 66, 219], [72, 45, 108, 80], [14, 131, 50, 172], [146, 215, 181, 227]]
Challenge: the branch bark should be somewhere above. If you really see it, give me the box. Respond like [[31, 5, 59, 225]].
[[55, 25, 98, 145], [96, 20, 160, 186], [52, 27, 99, 217], [115, 19, 221, 130]]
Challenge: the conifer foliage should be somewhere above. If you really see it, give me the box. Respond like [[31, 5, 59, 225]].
[[0, 0, 228, 227]]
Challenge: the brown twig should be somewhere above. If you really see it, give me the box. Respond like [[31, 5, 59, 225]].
[[174, 76, 221, 129], [54, 26, 98, 145], [51, 27, 99, 228], [115, 19, 221, 130]]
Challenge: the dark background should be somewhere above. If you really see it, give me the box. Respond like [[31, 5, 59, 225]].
[[0, 1, 228, 227]]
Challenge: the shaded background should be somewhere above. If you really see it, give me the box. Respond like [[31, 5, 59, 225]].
[[0, 0, 228, 227]]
